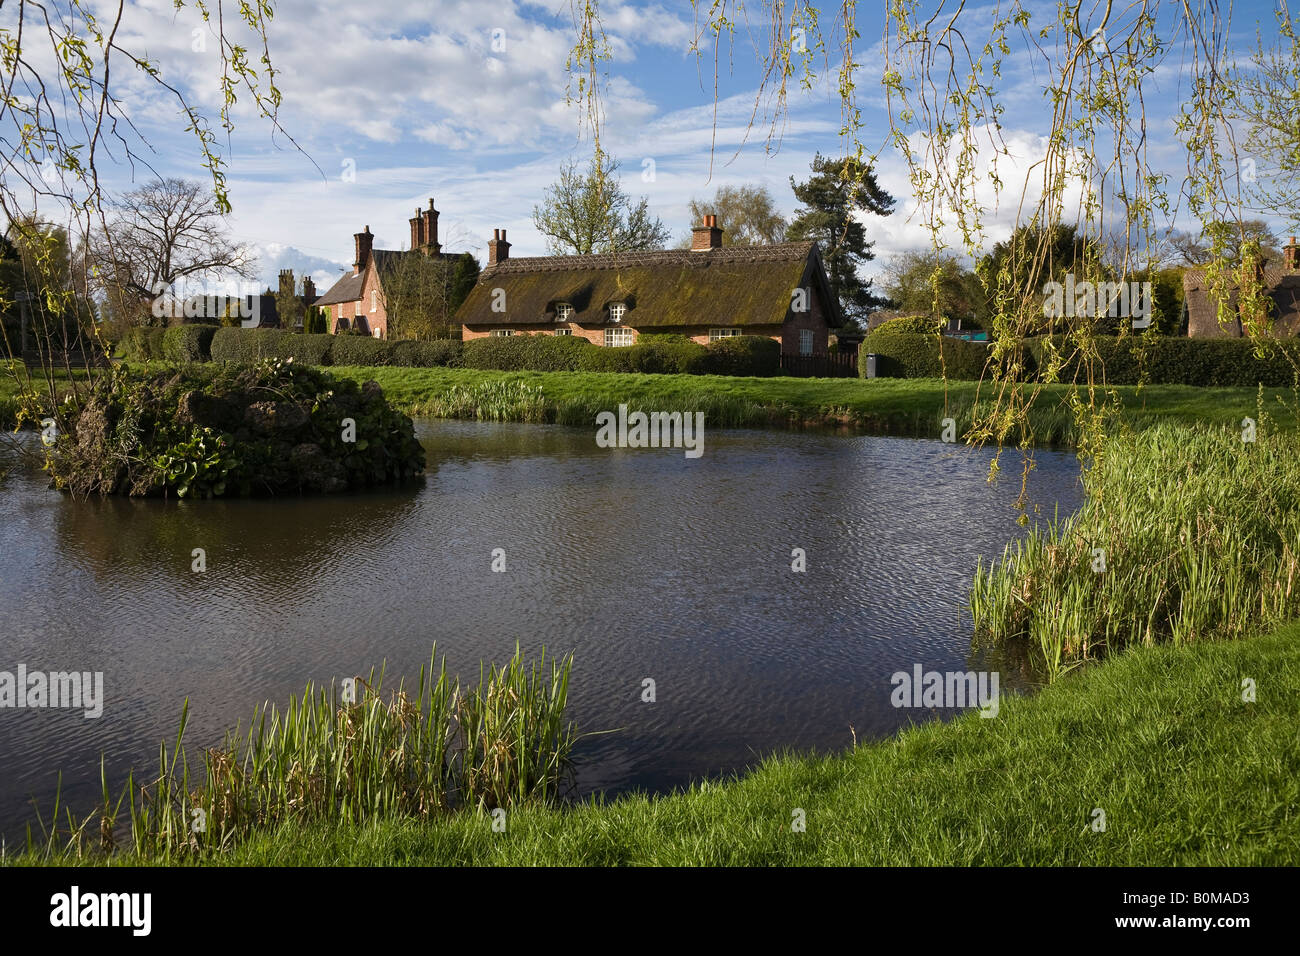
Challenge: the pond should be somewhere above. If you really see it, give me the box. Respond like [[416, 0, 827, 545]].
[[0, 419, 1082, 839]]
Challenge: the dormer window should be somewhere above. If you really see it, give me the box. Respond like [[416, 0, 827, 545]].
[[556, 303, 574, 323], [609, 302, 627, 324]]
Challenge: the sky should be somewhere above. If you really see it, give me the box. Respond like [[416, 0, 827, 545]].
[[8, 0, 1297, 295]]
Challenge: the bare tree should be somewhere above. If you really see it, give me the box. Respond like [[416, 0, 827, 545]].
[[88, 178, 255, 327], [684, 185, 787, 246]]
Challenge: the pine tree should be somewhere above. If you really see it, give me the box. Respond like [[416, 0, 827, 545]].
[[786, 154, 894, 328]]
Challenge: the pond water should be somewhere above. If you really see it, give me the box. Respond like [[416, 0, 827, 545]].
[[0, 420, 1081, 839]]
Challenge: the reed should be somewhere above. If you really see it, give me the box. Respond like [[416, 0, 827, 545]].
[[971, 411, 1300, 678], [25, 644, 577, 859]]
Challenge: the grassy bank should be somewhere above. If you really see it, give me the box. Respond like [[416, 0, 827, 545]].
[[17, 619, 1299, 866], [328, 365, 1293, 446]]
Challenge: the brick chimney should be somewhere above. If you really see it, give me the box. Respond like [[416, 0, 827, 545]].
[[410, 208, 425, 251], [487, 228, 511, 266], [302, 276, 316, 301], [691, 214, 723, 250], [354, 226, 373, 275], [1285, 236, 1299, 274], [421, 198, 440, 256]]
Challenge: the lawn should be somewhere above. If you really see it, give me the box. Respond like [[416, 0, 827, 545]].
[[329, 365, 1295, 445]]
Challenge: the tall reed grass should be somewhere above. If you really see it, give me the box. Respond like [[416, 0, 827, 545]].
[[971, 416, 1300, 678], [25, 644, 578, 859]]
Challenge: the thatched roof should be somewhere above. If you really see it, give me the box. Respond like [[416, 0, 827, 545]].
[[457, 242, 838, 328], [1184, 266, 1300, 337]]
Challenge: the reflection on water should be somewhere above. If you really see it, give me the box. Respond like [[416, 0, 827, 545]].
[[0, 420, 1081, 838]]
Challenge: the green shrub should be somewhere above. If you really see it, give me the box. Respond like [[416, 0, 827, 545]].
[[875, 315, 945, 334], [577, 345, 638, 372], [625, 334, 708, 374], [1028, 335, 1300, 387], [330, 334, 395, 367], [119, 327, 168, 362], [390, 339, 464, 367], [861, 330, 991, 380], [696, 335, 781, 377], [462, 334, 593, 371], [162, 325, 218, 363]]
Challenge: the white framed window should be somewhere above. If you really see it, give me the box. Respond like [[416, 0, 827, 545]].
[[555, 303, 574, 322], [604, 328, 634, 347], [554, 329, 572, 336], [609, 302, 627, 323], [371, 290, 378, 312], [373, 327, 382, 339], [709, 328, 741, 342], [490, 329, 515, 337], [799, 328, 814, 356], [356, 299, 364, 316]]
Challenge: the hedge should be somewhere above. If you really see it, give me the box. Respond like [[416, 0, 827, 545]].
[[329, 334, 394, 367], [210, 328, 335, 365], [390, 339, 463, 367], [861, 329, 992, 380], [162, 324, 218, 363], [695, 335, 781, 376], [861, 330, 1300, 387], [461, 334, 592, 371], [119, 327, 167, 362], [1028, 335, 1300, 387]]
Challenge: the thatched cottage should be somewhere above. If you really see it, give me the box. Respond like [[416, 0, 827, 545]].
[[455, 217, 841, 355], [1184, 236, 1300, 336]]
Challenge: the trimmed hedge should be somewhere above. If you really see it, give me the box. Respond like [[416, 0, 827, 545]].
[[329, 334, 394, 367], [211, 328, 336, 365], [862, 330, 1300, 387], [461, 334, 592, 371], [695, 335, 781, 377], [119, 327, 168, 362], [162, 324, 218, 363], [862, 330, 992, 380], [390, 339, 463, 368], [1028, 335, 1300, 387]]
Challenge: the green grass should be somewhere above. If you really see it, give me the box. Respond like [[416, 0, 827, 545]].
[[16, 620, 1299, 866], [329, 365, 1296, 446]]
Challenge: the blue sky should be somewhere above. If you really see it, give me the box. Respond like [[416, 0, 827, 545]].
[[15, 0, 1297, 293]]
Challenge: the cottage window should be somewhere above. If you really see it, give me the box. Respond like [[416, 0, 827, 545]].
[[609, 302, 627, 323], [554, 329, 572, 336], [555, 303, 574, 322], [709, 328, 741, 341], [604, 328, 634, 347], [371, 290, 378, 312], [373, 327, 383, 339], [490, 329, 515, 337], [356, 299, 364, 316], [799, 329, 814, 356]]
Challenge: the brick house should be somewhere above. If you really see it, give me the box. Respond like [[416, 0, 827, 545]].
[[1184, 236, 1300, 336], [315, 199, 448, 338], [455, 216, 841, 354]]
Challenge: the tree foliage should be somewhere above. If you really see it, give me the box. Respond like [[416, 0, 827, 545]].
[[532, 153, 670, 255], [786, 153, 894, 326], [685, 185, 787, 246]]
